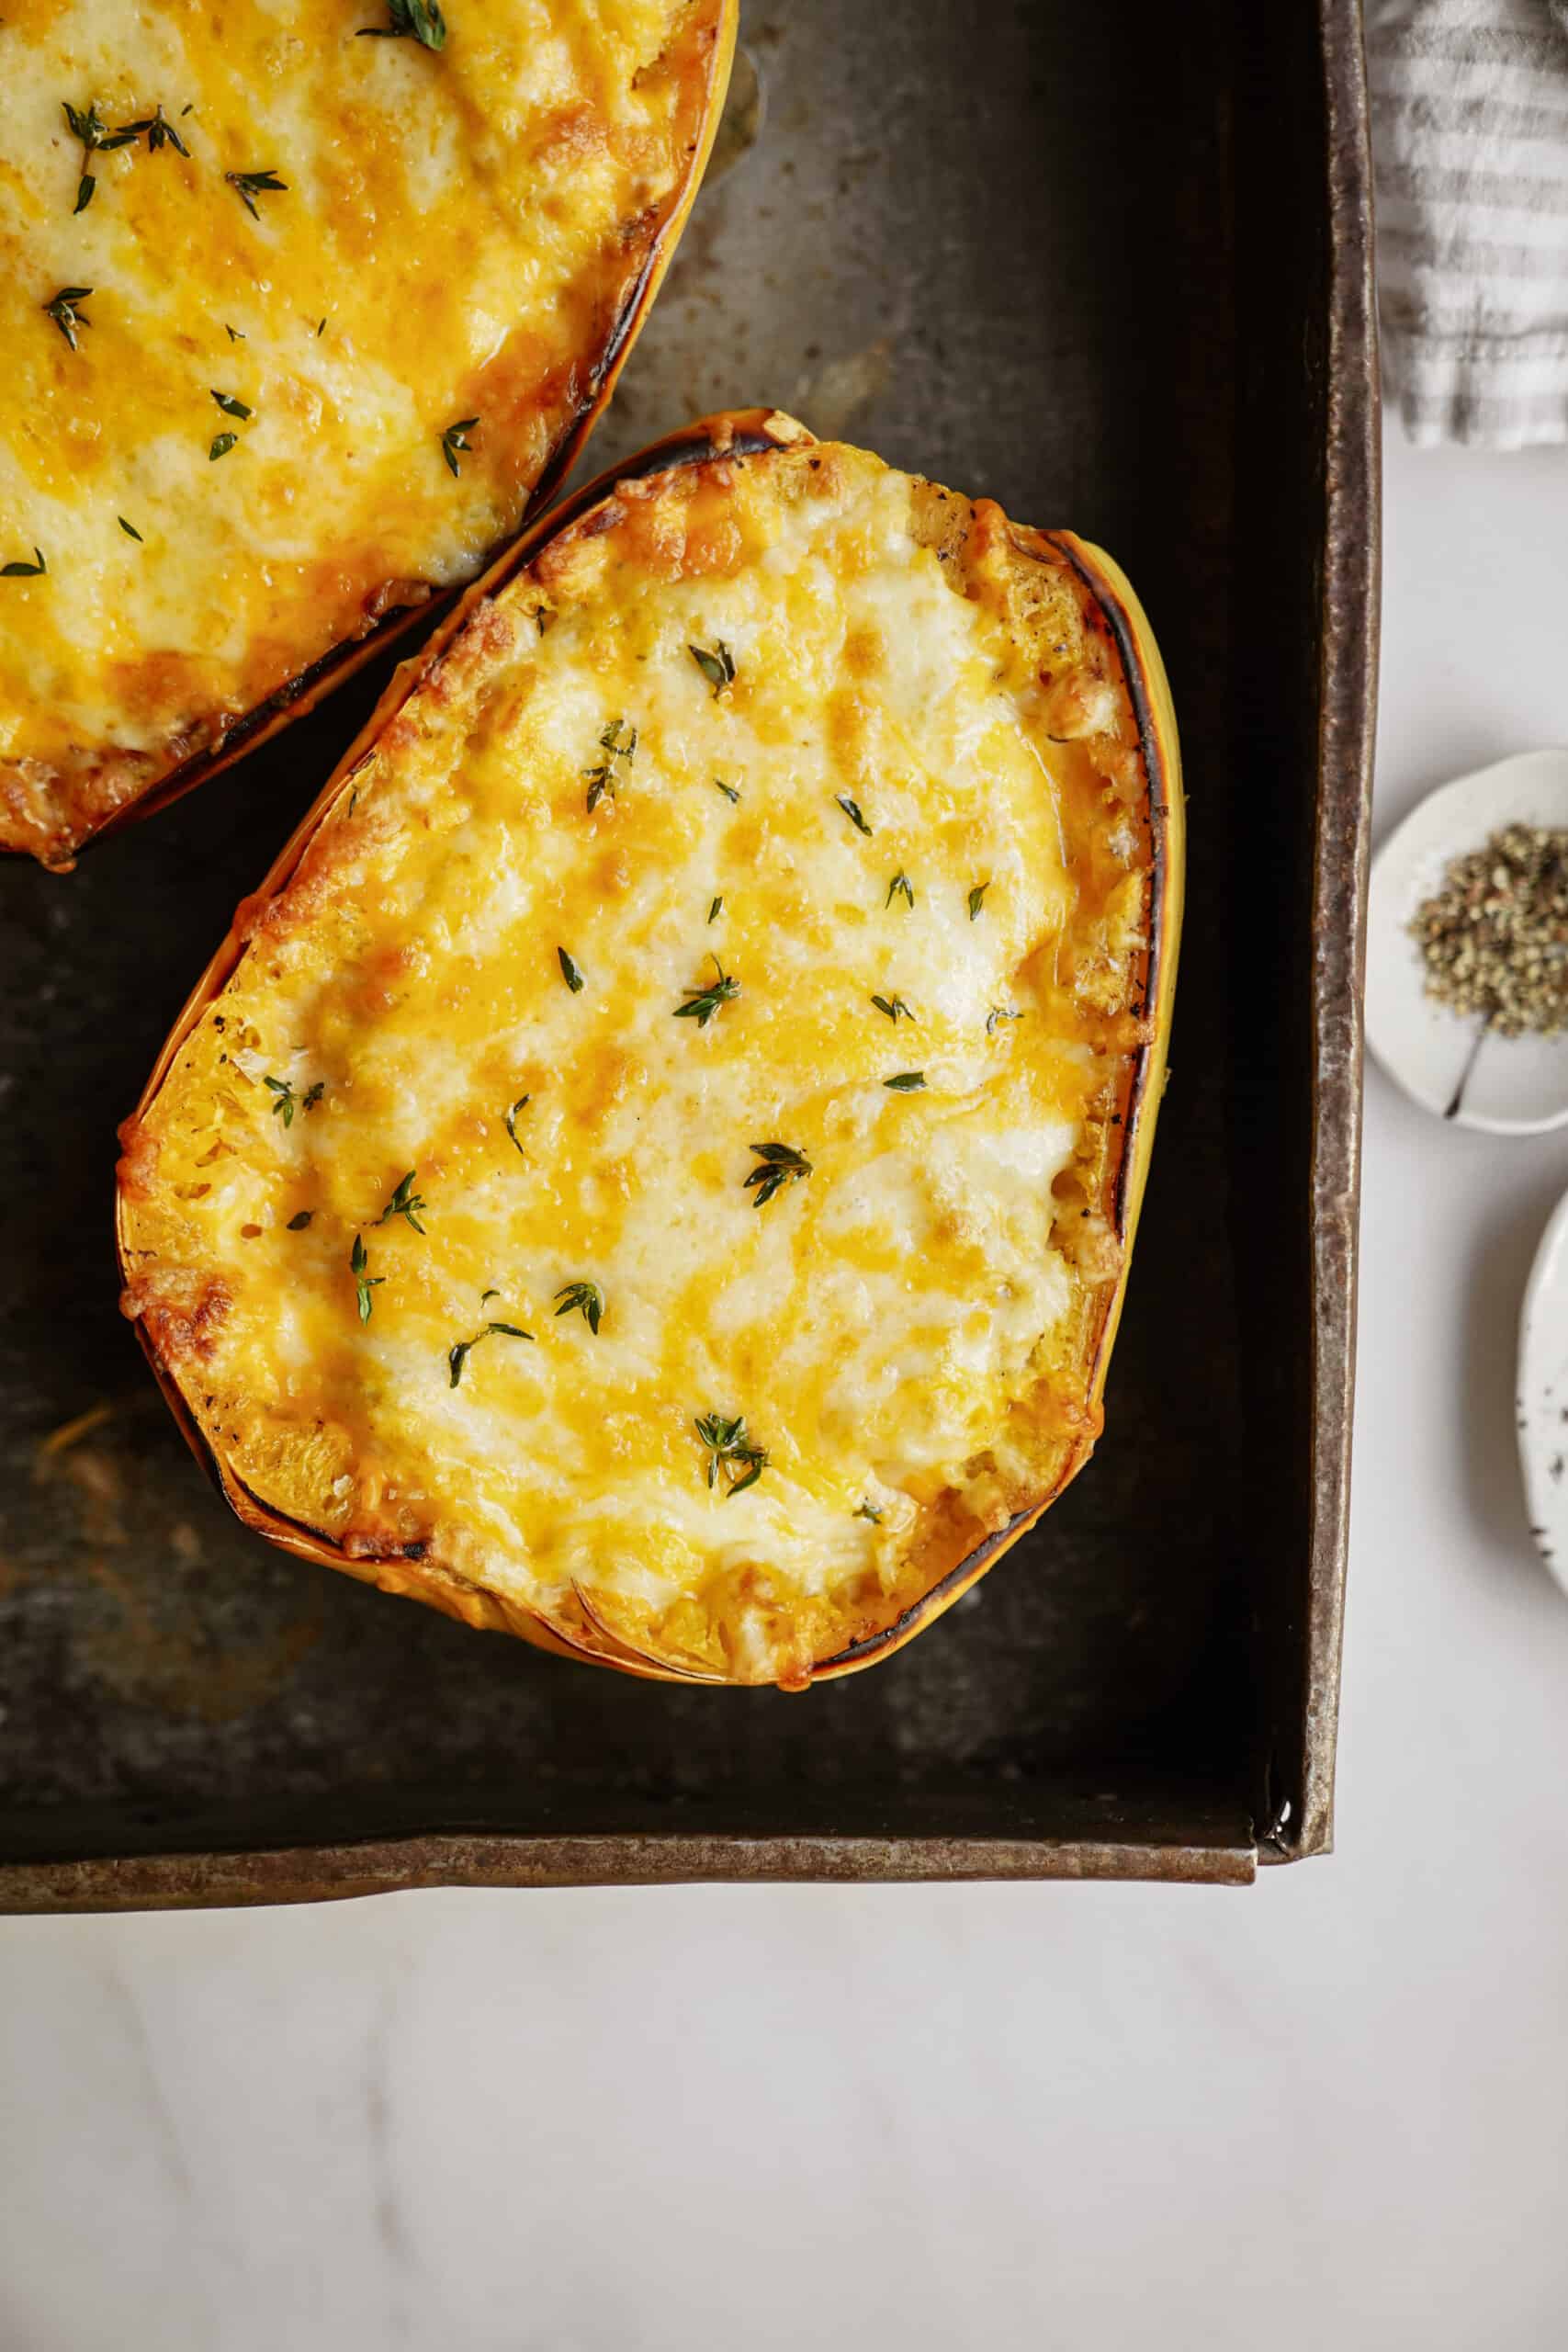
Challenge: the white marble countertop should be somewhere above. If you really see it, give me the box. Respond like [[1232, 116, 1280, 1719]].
[[4, 422, 1568, 2351]]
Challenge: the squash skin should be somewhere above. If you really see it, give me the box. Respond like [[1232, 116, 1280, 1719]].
[[6, 1, 738, 873], [116, 411, 1184, 1688]]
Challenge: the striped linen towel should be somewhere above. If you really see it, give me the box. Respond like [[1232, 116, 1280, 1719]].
[[1370, 0, 1568, 447]]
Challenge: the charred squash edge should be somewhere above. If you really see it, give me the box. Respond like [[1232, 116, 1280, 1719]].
[[12, 0, 738, 872], [116, 408, 1184, 1688]]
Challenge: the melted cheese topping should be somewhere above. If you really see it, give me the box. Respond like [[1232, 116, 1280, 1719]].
[[118, 435, 1159, 1685], [0, 0, 726, 859]]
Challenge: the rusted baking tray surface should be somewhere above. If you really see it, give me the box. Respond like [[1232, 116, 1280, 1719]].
[[0, 0, 1376, 1908]]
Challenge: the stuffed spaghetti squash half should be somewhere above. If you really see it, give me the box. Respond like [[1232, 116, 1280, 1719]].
[[0, 0, 734, 867], [116, 411, 1183, 1689]]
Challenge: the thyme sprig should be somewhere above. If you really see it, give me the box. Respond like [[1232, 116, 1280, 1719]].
[[554, 1281, 604, 1334], [264, 1074, 323, 1127], [744, 1142, 812, 1207], [870, 993, 912, 1023], [440, 415, 478, 476], [42, 286, 92, 350], [503, 1094, 531, 1155], [583, 718, 636, 812], [359, 0, 447, 48], [986, 1006, 1022, 1035], [62, 100, 136, 213], [689, 639, 736, 696], [886, 871, 914, 910], [449, 1320, 533, 1386], [227, 168, 288, 220], [673, 954, 739, 1028], [694, 1410, 768, 1497], [2, 548, 47, 578], [376, 1170, 428, 1233], [119, 105, 189, 156], [351, 1234, 384, 1323], [855, 1500, 884, 1522], [713, 777, 740, 805]]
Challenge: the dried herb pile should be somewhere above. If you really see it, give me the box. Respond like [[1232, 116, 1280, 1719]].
[[1411, 822, 1568, 1037]]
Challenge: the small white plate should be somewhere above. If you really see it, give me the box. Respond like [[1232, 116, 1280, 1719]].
[[1518, 1185, 1568, 1596], [1366, 748, 1568, 1134]]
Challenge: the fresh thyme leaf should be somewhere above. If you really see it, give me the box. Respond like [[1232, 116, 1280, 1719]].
[[968, 883, 988, 920], [503, 1093, 531, 1156], [2, 548, 47, 578], [225, 324, 246, 342], [713, 777, 740, 805], [287, 1210, 313, 1231], [210, 388, 252, 419], [440, 415, 478, 477], [42, 286, 92, 350], [359, 0, 447, 48], [448, 1319, 533, 1385], [479, 1287, 500, 1304], [870, 993, 912, 1023], [884, 1070, 926, 1091], [744, 1141, 812, 1207], [986, 1006, 1022, 1035], [554, 1281, 604, 1335], [375, 1170, 428, 1234], [855, 1500, 884, 1522], [226, 168, 288, 220], [583, 716, 636, 811], [708, 896, 722, 924], [886, 871, 914, 910], [118, 516, 143, 541], [673, 953, 739, 1028], [317, 317, 327, 336], [302, 1082, 324, 1111], [694, 1410, 768, 1497], [351, 1233, 385, 1323], [118, 105, 189, 156], [74, 174, 95, 214], [688, 639, 736, 696], [209, 432, 238, 460], [836, 794, 873, 837], [558, 947, 585, 993]]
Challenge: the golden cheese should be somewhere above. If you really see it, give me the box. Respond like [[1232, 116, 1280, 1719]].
[[0, 0, 730, 865], [117, 420, 1181, 1688]]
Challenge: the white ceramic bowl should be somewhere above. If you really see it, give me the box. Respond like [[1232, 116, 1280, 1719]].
[[1517, 1182, 1568, 1597], [1366, 748, 1568, 1135]]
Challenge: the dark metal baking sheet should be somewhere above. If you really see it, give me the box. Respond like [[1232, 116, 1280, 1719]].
[[0, 0, 1377, 1907]]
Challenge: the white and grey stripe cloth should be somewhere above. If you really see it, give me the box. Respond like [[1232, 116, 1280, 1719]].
[[1371, 0, 1568, 446]]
